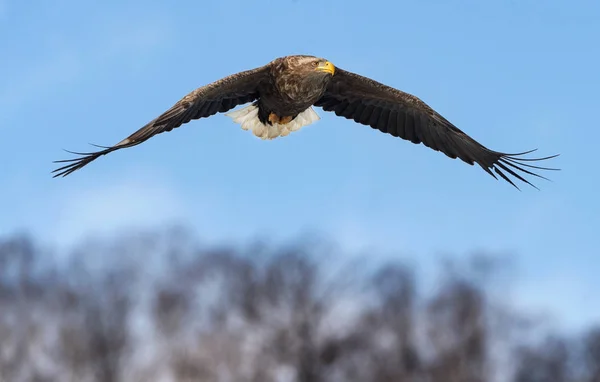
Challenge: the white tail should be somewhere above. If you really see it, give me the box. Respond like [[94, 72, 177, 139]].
[[225, 104, 320, 140]]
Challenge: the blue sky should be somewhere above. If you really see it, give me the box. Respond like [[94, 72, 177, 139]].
[[1, 0, 598, 330]]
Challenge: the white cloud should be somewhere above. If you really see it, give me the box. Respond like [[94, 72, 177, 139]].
[[49, 175, 187, 248], [324, 214, 407, 255], [512, 270, 600, 331]]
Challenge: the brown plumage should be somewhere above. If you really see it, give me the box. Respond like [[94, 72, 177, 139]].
[[52, 54, 559, 189]]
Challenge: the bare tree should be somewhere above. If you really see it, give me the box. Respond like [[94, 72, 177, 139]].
[[583, 327, 600, 382], [55, 268, 132, 382], [513, 335, 572, 382], [1, 229, 599, 382]]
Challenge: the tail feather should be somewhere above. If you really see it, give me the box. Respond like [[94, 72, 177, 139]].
[[225, 104, 320, 140]]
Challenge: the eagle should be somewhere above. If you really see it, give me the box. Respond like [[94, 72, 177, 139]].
[[53, 54, 559, 189]]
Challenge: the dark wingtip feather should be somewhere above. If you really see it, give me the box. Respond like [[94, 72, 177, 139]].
[[51, 144, 118, 178], [493, 166, 522, 191], [488, 150, 560, 190]]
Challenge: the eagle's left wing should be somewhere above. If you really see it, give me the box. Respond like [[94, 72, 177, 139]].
[[314, 67, 559, 189], [53, 64, 271, 177]]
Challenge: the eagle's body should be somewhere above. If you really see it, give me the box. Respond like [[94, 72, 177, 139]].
[[53, 54, 559, 189], [226, 55, 332, 139]]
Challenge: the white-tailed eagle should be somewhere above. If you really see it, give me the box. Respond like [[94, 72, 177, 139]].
[[53, 55, 559, 189]]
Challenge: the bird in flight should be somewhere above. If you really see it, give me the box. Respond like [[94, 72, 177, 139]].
[[53, 55, 559, 189]]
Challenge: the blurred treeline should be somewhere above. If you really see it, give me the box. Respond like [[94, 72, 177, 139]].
[[0, 227, 599, 382]]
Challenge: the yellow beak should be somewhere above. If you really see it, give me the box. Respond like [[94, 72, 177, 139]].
[[316, 61, 335, 75]]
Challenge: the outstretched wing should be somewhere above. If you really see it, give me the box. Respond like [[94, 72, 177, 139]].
[[314, 67, 559, 189], [53, 64, 271, 177]]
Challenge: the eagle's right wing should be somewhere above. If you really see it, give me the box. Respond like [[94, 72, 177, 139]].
[[315, 67, 559, 189]]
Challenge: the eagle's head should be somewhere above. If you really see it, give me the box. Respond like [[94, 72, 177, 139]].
[[284, 55, 336, 77]]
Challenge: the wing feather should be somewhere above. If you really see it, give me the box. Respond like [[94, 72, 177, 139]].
[[52, 64, 271, 177], [315, 67, 559, 189]]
